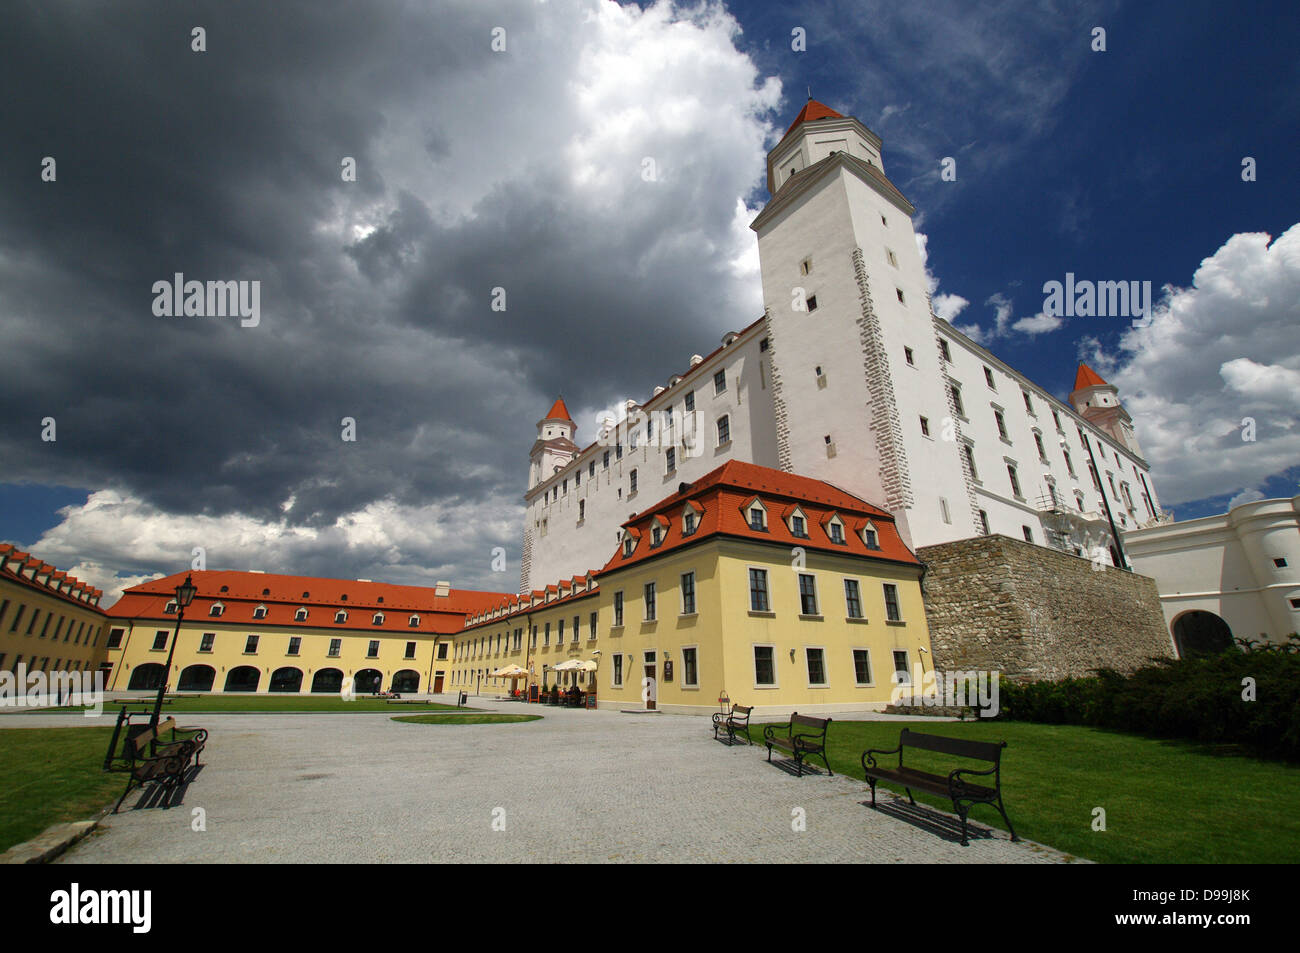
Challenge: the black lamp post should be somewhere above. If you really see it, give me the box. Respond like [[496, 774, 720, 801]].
[[152, 573, 197, 731]]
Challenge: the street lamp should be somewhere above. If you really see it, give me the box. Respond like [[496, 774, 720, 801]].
[[152, 573, 197, 731]]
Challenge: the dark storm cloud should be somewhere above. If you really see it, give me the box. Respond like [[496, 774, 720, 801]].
[[0, 0, 769, 547]]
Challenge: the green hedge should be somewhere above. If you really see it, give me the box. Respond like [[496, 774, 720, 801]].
[[996, 635, 1300, 762]]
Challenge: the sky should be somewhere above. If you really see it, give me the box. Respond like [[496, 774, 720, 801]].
[[1, 0, 1297, 605]]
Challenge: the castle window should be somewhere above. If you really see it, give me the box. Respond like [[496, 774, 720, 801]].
[[995, 410, 1008, 440], [759, 337, 769, 352], [904, 347, 914, 366], [200, 632, 215, 652], [978, 510, 990, 534], [665, 448, 676, 473], [1007, 463, 1023, 498], [800, 257, 812, 275], [919, 416, 930, 437], [335, 610, 348, 624], [798, 574, 819, 616], [253, 605, 267, 620], [574, 470, 580, 486], [615, 443, 622, 460], [1023, 391, 1035, 415], [940, 497, 951, 524], [828, 520, 845, 544], [409, 614, 420, 627], [1022, 525, 1034, 543], [603, 451, 610, 469], [684, 391, 695, 412], [209, 602, 224, 617], [651, 524, 662, 547], [806, 295, 818, 312], [863, 524, 880, 549], [939, 339, 951, 361], [367, 640, 379, 658], [373, 612, 385, 625], [883, 585, 902, 622], [1035, 432, 1048, 461], [844, 579, 864, 619], [151, 631, 168, 650], [716, 415, 731, 446], [245, 635, 259, 654], [881, 214, 888, 226], [984, 366, 995, 388], [1273, 558, 1288, 569], [578, 500, 585, 521], [644, 582, 657, 621], [629, 469, 638, 494], [589, 461, 596, 477], [328, 638, 341, 657], [295, 607, 308, 621], [1064, 449, 1076, 477], [791, 515, 808, 538], [949, 385, 965, 418], [896, 288, 906, 305], [748, 506, 767, 532], [886, 248, 898, 267], [714, 370, 726, 395], [1052, 408, 1062, 430], [623, 537, 634, 557], [749, 569, 770, 613], [614, 592, 624, 626], [683, 510, 697, 537], [963, 443, 979, 481]]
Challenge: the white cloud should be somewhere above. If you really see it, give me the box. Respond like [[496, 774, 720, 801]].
[[29, 489, 524, 607], [932, 292, 969, 323], [1098, 225, 1300, 507], [1227, 488, 1266, 509], [1011, 311, 1064, 335]]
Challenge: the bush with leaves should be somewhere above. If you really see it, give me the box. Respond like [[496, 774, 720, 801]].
[[996, 634, 1300, 762]]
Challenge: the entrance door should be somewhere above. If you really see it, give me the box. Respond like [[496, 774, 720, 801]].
[[644, 665, 657, 710], [433, 673, 445, 693]]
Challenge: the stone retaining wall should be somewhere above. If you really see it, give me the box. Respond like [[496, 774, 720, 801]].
[[917, 534, 1174, 681]]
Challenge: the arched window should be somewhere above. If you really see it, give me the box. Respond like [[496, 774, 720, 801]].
[[335, 610, 348, 624], [253, 605, 267, 619], [294, 607, 309, 621], [373, 612, 385, 625], [408, 614, 421, 628], [209, 602, 225, 617]]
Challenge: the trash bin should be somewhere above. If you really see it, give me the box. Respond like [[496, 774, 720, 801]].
[[457, 691, 467, 708]]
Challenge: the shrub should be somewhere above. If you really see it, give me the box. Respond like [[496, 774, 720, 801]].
[[997, 634, 1300, 762]]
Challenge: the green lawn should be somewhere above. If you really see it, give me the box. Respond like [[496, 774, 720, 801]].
[[750, 720, 1300, 864], [0, 728, 124, 854], [392, 713, 542, 725], [13, 696, 475, 715]]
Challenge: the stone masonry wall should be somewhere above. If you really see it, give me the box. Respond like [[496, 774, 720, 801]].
[[917, 534, 1174, 681]]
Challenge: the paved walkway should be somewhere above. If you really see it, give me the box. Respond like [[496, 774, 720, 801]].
[[34, 704, 1076, 864]]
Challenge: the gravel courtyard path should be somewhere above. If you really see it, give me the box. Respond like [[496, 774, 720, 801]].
[[42, 704, 1079, 864]]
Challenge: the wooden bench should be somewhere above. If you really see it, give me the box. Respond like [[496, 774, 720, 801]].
[[712, 704, 753, 745], [104, 712, 208, 813], [763, 713, 832, 776], [861, 728, 1017, 846]]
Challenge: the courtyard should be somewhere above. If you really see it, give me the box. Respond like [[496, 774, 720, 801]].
[[10, 702, 1068, 864]]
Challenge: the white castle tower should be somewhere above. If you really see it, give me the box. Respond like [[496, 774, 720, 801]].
[[518, 98, 1163, 591]]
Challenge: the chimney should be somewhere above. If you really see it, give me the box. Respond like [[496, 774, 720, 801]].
[[689, 354, 703, 366], [652, 385, 665, 396], [435, 581, 450, 597]]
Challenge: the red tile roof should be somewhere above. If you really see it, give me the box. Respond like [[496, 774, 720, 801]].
[[1073, 362, 1110, 391], [106, 570, 512, 635], [785, 99, 844, 136], [0, 543, 104, 607], [603, 461, 919, 573], [543, 396, 573, 423]]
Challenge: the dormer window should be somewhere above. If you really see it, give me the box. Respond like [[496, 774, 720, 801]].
[[220, 585, 229, 593], [373, 612, 385, 625], [651, 524, 663, 547], [295, 607, 308, 621], [334, 610, 348, 624], [683, 510, 697, 537], [863, 523, 880, 550], [409, 615, 421, 628], [209, 602, 225, 617], [253, 605, 267, 620], [164, 600, 178, 614], [827, 518, 846, 544], [262, 588, 270, 596], [377, 596, 384, 604], [748, 505, 767, 532], [791, 515, 807, 538], [623, 536, 635, 557]]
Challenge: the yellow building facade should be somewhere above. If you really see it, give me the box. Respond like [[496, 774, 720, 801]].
[[450, 462, 933, 717], [0, 544, 108, 678]]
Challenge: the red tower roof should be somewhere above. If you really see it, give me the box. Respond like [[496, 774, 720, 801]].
[[543, 396, 573, 422], [1073, 362, 1110, 391], [785, 99, 844, 136]]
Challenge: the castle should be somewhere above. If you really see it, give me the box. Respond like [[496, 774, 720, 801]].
[[521, 99, 1163, 594]]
